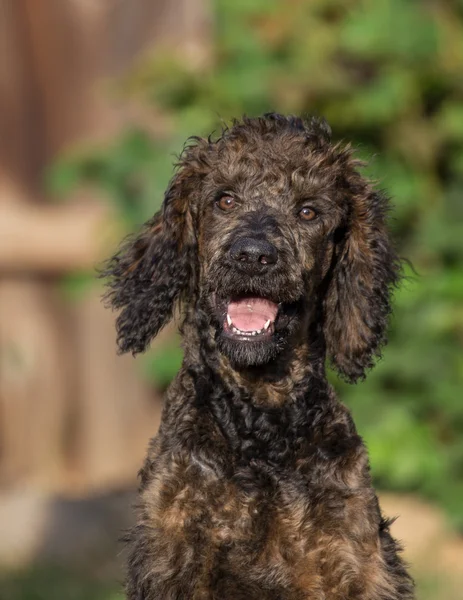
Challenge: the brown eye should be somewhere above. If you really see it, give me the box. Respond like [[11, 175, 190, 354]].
[[299, 206, 317, 221], [216, 195, 236, 211]]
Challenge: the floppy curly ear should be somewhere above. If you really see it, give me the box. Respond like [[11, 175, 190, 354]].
[[323, 178, 402, 383], [101, 157, 202, 355]]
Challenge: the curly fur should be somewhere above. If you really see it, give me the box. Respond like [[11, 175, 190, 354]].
[[103, 114, 413, 599]]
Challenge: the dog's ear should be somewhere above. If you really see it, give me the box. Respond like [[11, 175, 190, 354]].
[[323, 174, 402, 383], [102, 146, 207, 354]]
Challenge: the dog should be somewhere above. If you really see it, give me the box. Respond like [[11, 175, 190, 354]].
[[103, 114, 414, 599]]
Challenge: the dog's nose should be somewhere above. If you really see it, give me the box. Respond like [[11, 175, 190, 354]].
[[230, 237, 278, 267]]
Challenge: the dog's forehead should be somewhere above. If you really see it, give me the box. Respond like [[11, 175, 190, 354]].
[[207, 140, 338, 200]]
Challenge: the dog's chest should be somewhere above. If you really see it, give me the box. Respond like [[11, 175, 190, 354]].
[[144, 458, 387, 599]]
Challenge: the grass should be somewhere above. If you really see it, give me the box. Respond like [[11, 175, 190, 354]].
[[0, 566, 123, 600]]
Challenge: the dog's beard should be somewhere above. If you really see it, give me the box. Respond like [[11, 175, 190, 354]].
[[216, 327, 287, 368]]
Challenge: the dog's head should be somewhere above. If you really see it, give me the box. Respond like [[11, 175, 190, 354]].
[[103, 114, 401, 382]]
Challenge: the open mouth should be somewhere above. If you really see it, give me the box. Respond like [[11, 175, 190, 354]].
[[223, 296, 279, 340]]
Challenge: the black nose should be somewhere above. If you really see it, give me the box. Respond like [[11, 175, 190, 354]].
[[229, 237, 278, 267]]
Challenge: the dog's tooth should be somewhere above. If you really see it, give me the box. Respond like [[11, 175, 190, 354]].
[[232, 326, 239, 334], [227, 314, 232, 327], [264, 319, 271, 330]]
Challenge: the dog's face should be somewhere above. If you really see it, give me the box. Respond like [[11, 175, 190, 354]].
[[103, 114, 401, 382], [196, 134, 345, 368]]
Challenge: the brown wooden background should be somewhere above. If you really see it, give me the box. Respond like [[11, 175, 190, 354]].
[[0, 0, 209, 567]]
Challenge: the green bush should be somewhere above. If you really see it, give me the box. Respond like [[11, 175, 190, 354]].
[[0, 567, 120, 600], [51, 0, 463, 526]]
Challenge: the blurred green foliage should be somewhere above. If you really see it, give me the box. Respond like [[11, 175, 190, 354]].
[[0, 567, 121, 600], [50, 0, 463, 525]]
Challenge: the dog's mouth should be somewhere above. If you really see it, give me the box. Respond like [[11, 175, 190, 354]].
[[223, 296, 279, 341], [212, 291, 303, 367]]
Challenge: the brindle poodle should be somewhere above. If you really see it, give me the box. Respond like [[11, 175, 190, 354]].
[[103, 114, 414, 599]]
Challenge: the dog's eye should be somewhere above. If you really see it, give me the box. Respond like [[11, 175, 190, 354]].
[[299, 206, 317, 221], [216, 195, 236, 211]]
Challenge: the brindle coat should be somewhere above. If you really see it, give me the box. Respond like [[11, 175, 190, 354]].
[[103, 114, 414, 599]]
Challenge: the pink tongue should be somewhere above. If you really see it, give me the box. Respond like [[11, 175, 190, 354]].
[[227, 297, 278, 331]]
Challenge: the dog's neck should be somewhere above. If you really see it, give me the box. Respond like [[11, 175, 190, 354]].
[[179, 312, 335, 467], [215, 343, 321, 408], [181, 309, 326, 409]]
